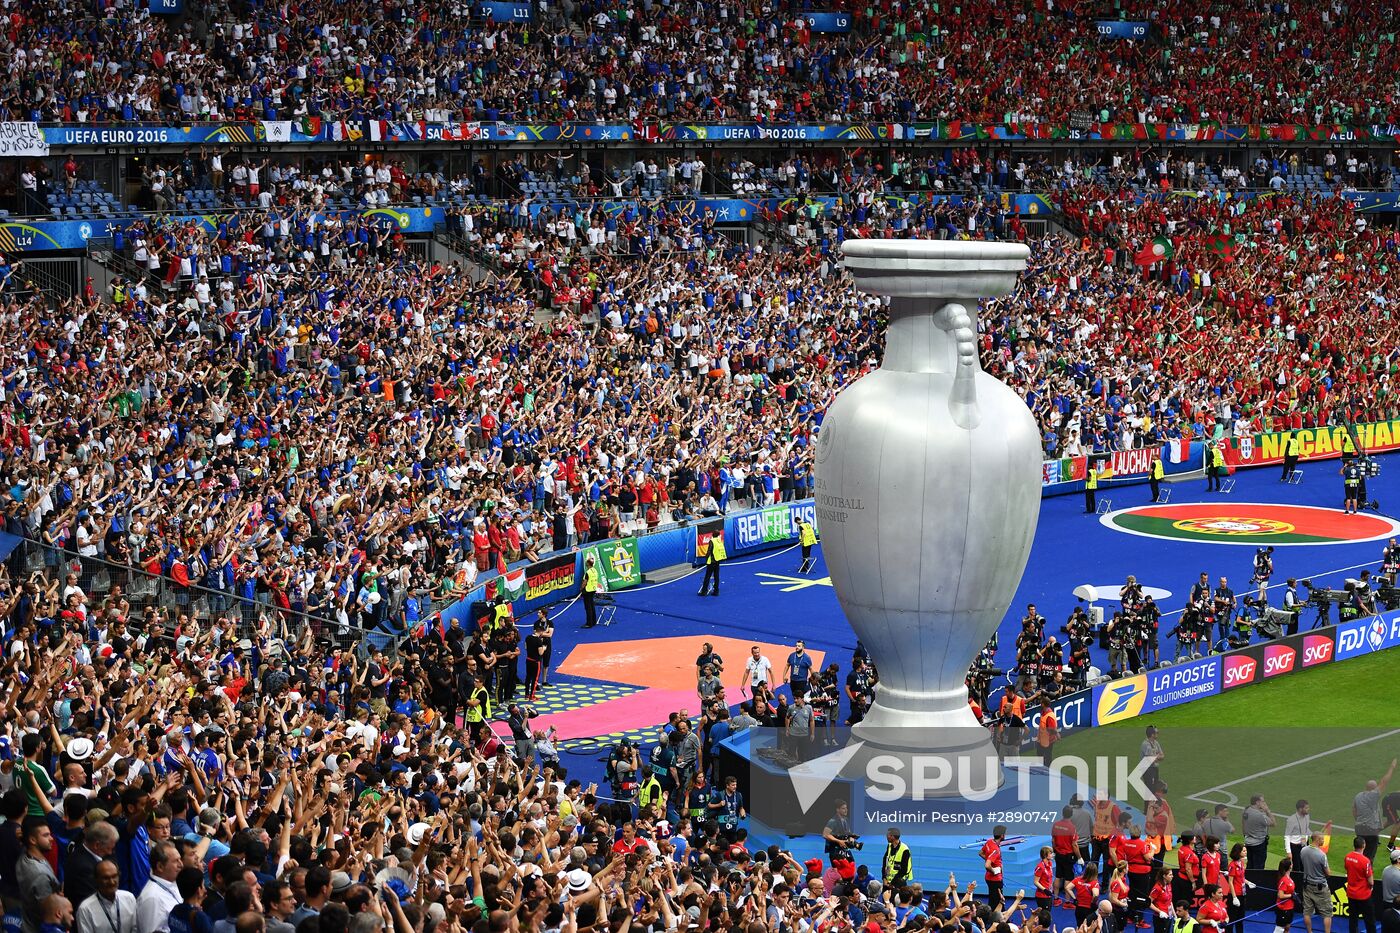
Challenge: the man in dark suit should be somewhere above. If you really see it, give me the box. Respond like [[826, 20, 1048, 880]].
[[63, 820, 118, 910]]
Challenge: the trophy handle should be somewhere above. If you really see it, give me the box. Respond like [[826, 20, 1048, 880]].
[[937, 302, 980, 430]]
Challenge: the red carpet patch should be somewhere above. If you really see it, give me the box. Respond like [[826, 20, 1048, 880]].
[[1102, 503, 1400, 546]]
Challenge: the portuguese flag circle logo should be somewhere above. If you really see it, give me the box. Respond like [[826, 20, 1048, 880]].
[[1103, 503, 1400, 546]]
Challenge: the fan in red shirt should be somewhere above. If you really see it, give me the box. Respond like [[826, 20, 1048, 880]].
[[1197, 885, 1230, 932], [981, 825, 1006, 909], [1034, 846, 1055, 911], [1073, 864, 1101, 925], [612, 822, 646, 857], [1344, 837, 1376, 933]]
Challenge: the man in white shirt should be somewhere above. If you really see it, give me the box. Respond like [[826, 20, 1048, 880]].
[[744, 645, 773, 695], [134, 843, 181, 933], [77, 860, 137, 933], [1285, 799, 1313, 868]]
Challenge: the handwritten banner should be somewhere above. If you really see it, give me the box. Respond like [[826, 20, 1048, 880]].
[[0, 123, 48, 157]]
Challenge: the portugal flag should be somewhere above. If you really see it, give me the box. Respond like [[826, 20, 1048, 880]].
[[1135, 235, 1174, 265]]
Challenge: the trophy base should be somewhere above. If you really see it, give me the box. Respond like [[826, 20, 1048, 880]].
[[842, 722, 1005, 798]]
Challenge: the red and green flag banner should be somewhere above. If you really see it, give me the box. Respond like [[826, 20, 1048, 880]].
[[1204, 234, 1236, 263], [1135, 235, 1175, 266]]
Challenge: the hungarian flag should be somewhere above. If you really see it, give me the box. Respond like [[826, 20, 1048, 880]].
[[1135, 235, 1174, 265], [487, 567, 526, 602], [1204, 234, 1235, 263]]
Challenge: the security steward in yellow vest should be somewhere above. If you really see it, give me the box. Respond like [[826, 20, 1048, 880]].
[[638, 772, 666, 814], [797, 517, 818, 574], [697, 533, 726, 597], [582, 555, 601, 628], [1282, 431, 1303, 481], [464, 674, 492, 738], [883, 828, 913, 889], [1084, 463, 1101, 514], [1149, 454, 1165, 503], [1206, 443, 1225, 492], [490, 597, 512, 634], [1340, 430, 1357, 462]]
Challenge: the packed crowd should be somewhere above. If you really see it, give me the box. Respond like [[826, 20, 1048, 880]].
[[4, 176, 1393, 646], [6, 0, 1400, 127], [0, 196, 885, 643]]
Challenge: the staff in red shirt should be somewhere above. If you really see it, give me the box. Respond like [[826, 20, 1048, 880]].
[[1197, 885, 1230, 932], [1109, 863, 1132, 930], [1073, 864, 1101, 925], [1052, 806, 1081, 906], [981, 825, 1007, 910], [1200, 837, 1223, 888], [1344, 837, 1375, 933], [1226, 844, 1248, 933], [1034, 846, 1055, 911], [1120, 824, 1154, 929], [1149, 868, 1176, 933], [1176, 833, 1201, 907], [1276, 858, 1297, 933]]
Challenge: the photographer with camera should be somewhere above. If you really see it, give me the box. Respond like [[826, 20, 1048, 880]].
[[1383, 539, 1400, 586], [1065, 606, 1093, 654], [822, 800, 863, 861], [1212, 577, 1237, 644], [1253, 547, 1275, 600], [505, 701, 537, 762], [1140, 596, 1162, 666]]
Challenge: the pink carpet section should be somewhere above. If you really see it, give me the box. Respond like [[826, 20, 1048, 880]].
[[533, 687, 700, 740]]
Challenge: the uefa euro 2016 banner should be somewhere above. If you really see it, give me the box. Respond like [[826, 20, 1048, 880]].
[[37, 120, 1400, 148]]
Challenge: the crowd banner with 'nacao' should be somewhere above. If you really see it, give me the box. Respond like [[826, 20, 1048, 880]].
[[1224, 419, 1400, 470]]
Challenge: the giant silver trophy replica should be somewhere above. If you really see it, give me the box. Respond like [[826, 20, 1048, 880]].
[[817, 240, 1041, 785]]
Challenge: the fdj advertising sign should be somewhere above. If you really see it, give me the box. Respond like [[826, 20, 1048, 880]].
[[1335, 611, 1400, 660], [731, 501, 818, 555], [585, 538, 641, 591], [1093, 656, 1221, 725]]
